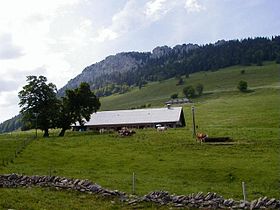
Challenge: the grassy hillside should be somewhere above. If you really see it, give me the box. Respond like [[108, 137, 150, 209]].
[[100, 62, 279, 110], [0, 62, 279, 209]]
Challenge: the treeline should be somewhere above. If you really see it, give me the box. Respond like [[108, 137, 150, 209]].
[[94, 83, 130, 97], [137, 36, 280, 83]]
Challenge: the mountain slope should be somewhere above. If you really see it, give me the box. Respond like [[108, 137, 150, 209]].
[[58, 43, 198, 96], [99, 62, 280, 111], [59, 36, 280, 97]]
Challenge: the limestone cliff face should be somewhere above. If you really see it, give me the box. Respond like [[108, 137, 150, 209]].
[[59, 52, 150, 93], [58, 43, 198, 94], [151, 46, 172, 59]]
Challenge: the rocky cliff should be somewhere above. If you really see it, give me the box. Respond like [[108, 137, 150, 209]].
[[58, 43, 198, 95]]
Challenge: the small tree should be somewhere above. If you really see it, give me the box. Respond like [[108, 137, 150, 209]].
[[196, 83, 204, 96], [238, 80, 248, 92], [171, 93, 178, 99], [183, 85, 195, 98]]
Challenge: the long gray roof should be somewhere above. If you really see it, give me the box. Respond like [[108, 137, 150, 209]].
[[84, 107, 183, 126]]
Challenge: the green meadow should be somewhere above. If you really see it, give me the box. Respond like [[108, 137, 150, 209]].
[[0, 62, 279, 209], [100, 62, 280, 110]]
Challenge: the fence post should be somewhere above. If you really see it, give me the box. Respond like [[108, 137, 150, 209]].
[[242, 181, 247, 204], [191, 106, 196, 138], [132, 172, 135, 194]]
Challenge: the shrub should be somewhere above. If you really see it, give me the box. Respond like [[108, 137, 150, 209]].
[[238, 80, 248, 92], [183, 86, 195, 98], [171, 93, 178, 99]]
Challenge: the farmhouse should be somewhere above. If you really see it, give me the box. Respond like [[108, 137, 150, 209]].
[[73, 106, 185, 131]]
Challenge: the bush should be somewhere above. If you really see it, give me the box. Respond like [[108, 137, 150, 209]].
[[238, 80, 248, 92], [183, 86, 195, 98], [171, 93, 178, 99]]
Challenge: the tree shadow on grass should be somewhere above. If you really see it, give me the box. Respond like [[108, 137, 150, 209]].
[[241, 89, 255, 93], [201, 92, 214, 96]]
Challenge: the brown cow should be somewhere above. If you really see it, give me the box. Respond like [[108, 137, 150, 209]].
[[196, 133, 208, 142]]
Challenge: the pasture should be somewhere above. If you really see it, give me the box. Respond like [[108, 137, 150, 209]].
[[0, 62, 279, 209]]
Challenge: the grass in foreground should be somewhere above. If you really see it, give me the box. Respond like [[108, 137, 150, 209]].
[[0, 187, 164, 210]]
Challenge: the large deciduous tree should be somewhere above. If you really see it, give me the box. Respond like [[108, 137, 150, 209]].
[[18, 76, 60, 137], [57, 82, 100, 137]]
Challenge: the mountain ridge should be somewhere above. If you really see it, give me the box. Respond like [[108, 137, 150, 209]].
[[58, 36, 279, 97]]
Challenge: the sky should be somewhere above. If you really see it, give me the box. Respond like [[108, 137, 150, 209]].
[[0, 0, 279, 123]]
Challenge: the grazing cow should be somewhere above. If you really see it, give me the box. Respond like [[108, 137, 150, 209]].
[[157, 126, 167, 132], [196, 133, 208, 142]]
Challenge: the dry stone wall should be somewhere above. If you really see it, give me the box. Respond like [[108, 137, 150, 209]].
[[1, 174, 279, 209]]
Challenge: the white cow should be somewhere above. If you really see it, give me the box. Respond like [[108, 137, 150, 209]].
[[157, 126, 167, 132]]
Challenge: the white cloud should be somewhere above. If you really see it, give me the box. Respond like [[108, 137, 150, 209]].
[[0, 80, 18, 92], [185, 0, 206, 12], [145, 0, 170, 21], [0, 34, 24, 59], [0, 0, 80, 19], [0, 90, 20, 123], [96, 28, 119, 42], [0, 0, 84, 122], [94, 0, 145, 42], [94, 0, 178, 43], [0, 91, 19, 106], [93, 0, 206, 43]]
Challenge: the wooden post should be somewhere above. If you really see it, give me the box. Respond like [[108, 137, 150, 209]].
[[132, 172, 135, 194], [242, 181, 247, 203], [192, 106, 196, 138]]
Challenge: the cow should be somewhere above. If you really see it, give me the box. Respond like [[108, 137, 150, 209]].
[[196, 133, 208, 142], [157, 126, 167, 132]]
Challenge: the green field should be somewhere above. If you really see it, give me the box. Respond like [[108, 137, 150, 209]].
[[100, 62, 280, 110], [0, 62, 279, 209]]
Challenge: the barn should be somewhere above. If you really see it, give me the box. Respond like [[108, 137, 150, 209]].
[[73, 106, 185, 131]]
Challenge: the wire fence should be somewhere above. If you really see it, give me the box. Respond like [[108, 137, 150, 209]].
[[1, 137, 34, 167]]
